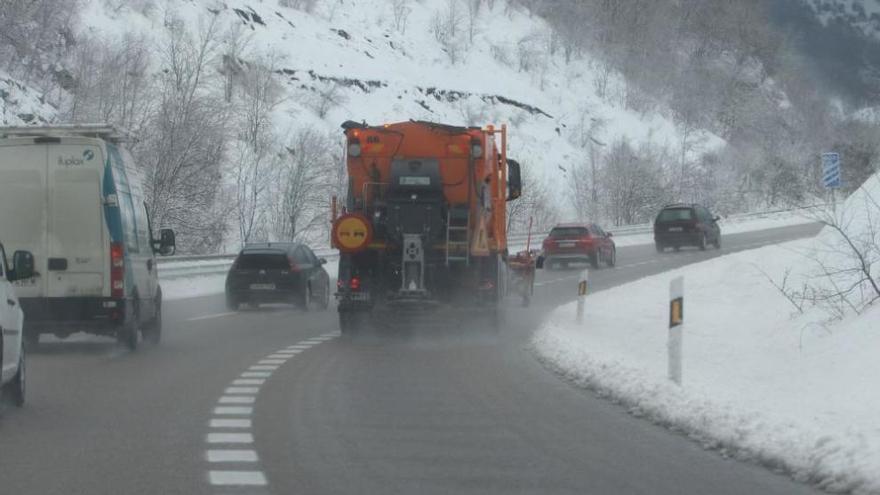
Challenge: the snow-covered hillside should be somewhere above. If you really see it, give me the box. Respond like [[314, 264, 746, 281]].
[[0, 70, 58, 125], [806, 0, 880, 39], [41, 0, 721, 196]]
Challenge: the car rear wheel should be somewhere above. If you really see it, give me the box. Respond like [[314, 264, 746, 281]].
[[589, 253, 599, 269], [655, 242, 664, 253], [1, 348, 25, 407], [318, 283, 330, 310], [714, 235, 722, 249], [699, 234, 707, 251], [299, 284, 311, 311], [225, 293, 239, 311], [606, 247, 616, 267]]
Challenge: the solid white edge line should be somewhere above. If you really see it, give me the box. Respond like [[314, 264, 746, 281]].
[[186, 312, 237, 322], [208, 470, 267, 486], [206, 450, 259, 463]]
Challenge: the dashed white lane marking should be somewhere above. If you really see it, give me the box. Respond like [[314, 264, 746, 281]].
[[214, 406, 253, 416], [218, 396, 256, 404], [233, 379, 265, 386], [207, 432, 254, 444], [206, 332, 340, 490], [258, 359, 287, 365], [225, 387, 260, 395], [187, 312, 237, 322], [248, 365, 279, 371], [206, 450, 259, 463], [210, 418, 252, 429], [240, 371, 272, 378], [208, 470, 267, 486]]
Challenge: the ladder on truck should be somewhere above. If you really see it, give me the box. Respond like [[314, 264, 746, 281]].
[[446, 206, 470, 266]]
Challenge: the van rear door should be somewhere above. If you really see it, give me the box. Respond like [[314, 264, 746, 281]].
[[0, 141, 48, 298], [46, 143, 106, 298]]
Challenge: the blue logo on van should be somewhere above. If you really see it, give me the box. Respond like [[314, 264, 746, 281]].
[[83, 149, 95, 161]]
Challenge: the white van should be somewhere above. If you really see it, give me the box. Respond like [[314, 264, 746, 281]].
[[0, 125, 175, 350]]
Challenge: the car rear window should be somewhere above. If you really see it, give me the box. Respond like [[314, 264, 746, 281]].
[[549, 227, 589, 238], [235, 253, 289, 270], [657, 208, 694, 222]]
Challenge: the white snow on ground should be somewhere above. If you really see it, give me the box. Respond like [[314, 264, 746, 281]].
[[533, 175, 880, 494], [0, 70, 57, 125]]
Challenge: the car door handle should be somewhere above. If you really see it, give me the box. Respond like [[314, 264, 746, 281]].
[[7, 299, 15, 307]]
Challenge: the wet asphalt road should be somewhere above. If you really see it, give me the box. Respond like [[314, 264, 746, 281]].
[[0, 223, 823, 495]]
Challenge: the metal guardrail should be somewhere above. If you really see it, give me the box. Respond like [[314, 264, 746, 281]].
[[157, 204, 830, 280]]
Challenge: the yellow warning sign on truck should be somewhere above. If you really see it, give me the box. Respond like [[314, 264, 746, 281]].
[[332, 213, 373, 253]]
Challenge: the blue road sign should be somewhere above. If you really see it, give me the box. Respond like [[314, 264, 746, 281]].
[[822, 152, 841, 189]]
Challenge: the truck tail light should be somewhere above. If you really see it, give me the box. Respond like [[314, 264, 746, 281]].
[[110, 242, 124, 299]]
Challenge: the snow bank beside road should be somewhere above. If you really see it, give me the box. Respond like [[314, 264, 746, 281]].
[[533, 184, 880, 493]]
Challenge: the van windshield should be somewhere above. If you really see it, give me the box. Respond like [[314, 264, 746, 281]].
[[657, 208, 694, 222], [235, 253, 289, 270]]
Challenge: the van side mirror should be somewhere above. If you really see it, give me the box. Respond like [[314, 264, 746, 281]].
[[10, 250, 35, 281], [507, 159, 522, 201], [155, 228, 176, 256]]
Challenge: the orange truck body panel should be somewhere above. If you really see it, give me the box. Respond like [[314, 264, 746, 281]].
[[339, 121, 508, 254]]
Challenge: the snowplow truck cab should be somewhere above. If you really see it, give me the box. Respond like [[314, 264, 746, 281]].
[[332, 120, 522, 327]]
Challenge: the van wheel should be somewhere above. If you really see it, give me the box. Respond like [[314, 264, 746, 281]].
[[118, 302, 140, 351], [144, 296, 162, 345], [1, 348, 26, 407]]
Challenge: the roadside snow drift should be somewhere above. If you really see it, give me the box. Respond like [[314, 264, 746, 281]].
[[534, 174, 880, 494]]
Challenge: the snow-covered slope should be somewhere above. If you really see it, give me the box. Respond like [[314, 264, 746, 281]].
[[805, 0, 880, 39], [70, 0, 720, 198], [0, 70, 58, 126], [533, 172, 880, 493]]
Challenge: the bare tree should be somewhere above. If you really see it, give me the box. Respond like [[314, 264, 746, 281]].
[[432, 0, 466, 64], [390, 0, 412, 34], [303, 83, 348, 119], [140, 11, 231, 253]]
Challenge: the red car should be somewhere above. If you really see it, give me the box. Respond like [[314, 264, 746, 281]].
[[541, 223, 616, 269]]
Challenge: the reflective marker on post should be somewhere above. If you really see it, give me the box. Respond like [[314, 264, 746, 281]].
[[668, 276, 684, 385], [576, 269, 588, 324]]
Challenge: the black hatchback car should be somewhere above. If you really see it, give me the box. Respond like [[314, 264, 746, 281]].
[[654, 204, 721, 252], [225, 243, 330, 310]]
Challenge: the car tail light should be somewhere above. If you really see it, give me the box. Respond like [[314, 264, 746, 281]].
[[110, 242, 124, 299], [350, 277, 361, 291], [289, 259, 301, 272]]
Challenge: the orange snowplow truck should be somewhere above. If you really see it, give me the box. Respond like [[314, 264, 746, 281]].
[[331, 120, 522, 332]]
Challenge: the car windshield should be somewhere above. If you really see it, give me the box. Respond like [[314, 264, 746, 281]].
[[657, 209, 694, 222], [234, 253, 289, 270], [549, 227, 588, 238]]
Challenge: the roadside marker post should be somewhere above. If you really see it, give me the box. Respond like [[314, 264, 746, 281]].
[[576, 269, 588, 324], [668, 276, 684, 385]]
